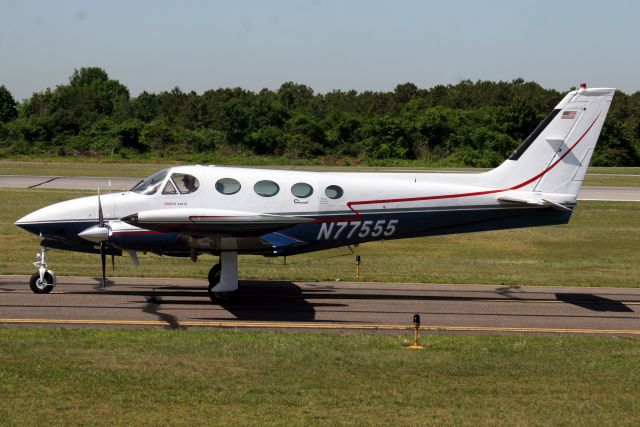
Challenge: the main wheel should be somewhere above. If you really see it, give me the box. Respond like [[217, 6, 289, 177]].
[[208, 263, 221, 286], [30, 271, 54, 294], [207, 264, 234, 302]]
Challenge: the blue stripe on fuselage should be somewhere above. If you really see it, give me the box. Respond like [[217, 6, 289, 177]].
[[18, 205, 572, 256], [272, 205, 572, 255]]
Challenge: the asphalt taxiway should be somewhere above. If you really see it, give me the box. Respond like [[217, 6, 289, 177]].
[[2, 175, 640, 201], [1, 276, 638, 336]]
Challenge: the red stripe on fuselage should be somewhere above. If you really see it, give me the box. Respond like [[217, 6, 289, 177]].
[[312, 113, 600, 223]]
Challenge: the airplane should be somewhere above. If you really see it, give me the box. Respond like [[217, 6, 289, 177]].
[[15, 85, 615, 301]]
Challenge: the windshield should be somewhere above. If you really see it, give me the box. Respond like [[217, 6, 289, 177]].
[[130, 169, 169, 195]]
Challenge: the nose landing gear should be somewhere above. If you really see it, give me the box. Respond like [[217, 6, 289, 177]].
[[207, 251, 238, 302], [29, 246, 56, 294]]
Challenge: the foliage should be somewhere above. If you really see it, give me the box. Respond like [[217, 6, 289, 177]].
[[1, 69, 639, 166], [0, 85, 18, 122]]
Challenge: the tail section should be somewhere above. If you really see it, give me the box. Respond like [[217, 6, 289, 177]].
[[481, 86, 615, 197]]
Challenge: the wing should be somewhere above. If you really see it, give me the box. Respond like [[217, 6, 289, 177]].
[[121, 208, 313, 235]]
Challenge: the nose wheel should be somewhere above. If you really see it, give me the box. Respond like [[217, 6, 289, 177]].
[[207, 251, 238, 302], [30, 271, 55, 294], [30, 246, 56, 294]]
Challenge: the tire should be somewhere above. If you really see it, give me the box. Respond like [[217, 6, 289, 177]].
[[30, 271, 54, 294], [208, 263, 221, 287], [207, 264, 234, 302]]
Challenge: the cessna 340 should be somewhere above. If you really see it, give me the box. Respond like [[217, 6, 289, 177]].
[[15, 85, 614, 301]]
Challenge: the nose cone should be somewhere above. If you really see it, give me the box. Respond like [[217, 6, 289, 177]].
[[15, 195, 110, 238], [15, 208, 51, 234]]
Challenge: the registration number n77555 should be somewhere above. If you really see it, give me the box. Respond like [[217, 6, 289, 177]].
[[317, 219, 399, 240]]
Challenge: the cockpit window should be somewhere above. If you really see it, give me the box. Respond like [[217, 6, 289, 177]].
[[171, 173, 200, 194], [162, 181, 178, 195], [130, 169, 169, 195]]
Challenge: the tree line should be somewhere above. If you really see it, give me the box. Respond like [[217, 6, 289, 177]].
[[1, 67, 639, 166]]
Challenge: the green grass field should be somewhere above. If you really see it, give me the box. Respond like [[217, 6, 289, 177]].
[[2, 188, 639, 287], [2, 160, 640, 186], [0, 328, 638, 426], [2, 175, 639, 426]]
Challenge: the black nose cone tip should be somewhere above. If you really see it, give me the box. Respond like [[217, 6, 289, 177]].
[[14, 220, 40, 235], [121, 213, 139, 224]]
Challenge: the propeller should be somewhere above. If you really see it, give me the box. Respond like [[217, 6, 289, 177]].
[[98, 189, 107, 288], [100, 241, 107, 288]]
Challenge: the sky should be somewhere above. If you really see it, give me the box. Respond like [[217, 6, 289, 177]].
[[1, 0, 639, 101]]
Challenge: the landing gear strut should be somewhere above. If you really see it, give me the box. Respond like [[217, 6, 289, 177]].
[[29, 246, 56, 294], [207, 251, 238, 302]]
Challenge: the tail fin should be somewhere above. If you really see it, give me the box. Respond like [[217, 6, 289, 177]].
[[481, 86, 615, 197]]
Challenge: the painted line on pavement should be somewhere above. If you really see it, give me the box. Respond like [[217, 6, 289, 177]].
[[5, 290, 640, 305], [28, 177, 60, 188], [1, 318, 639, 335]]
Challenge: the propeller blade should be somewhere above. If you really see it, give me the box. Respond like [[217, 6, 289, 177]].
[[111, 254, 115, 271], [98, 189, 104, 228], [100, 241, 106, 288]]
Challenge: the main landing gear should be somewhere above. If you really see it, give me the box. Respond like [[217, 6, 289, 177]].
[[207, 251, 238, 302], [29, 246, 56, 294]]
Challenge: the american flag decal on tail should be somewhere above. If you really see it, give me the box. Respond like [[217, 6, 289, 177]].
[[561, 110, 577, 119]]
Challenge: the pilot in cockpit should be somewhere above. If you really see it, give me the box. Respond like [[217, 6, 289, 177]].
[[182, 174, 198, 193]]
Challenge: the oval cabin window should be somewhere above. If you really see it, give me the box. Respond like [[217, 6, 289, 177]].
[[215, 178, 241, 195], [254, 180, 280, 197], [291, 182, 314, 198], [325, 185, 343, 199]]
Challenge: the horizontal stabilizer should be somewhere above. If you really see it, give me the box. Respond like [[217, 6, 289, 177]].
[[497, 195, 573, 212]]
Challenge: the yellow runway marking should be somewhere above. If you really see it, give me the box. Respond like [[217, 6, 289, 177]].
[[5, 291, 640, 305], [1, 318, 639, 335]]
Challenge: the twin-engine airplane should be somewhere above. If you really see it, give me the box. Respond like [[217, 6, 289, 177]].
[[16, 85, 614, 300]]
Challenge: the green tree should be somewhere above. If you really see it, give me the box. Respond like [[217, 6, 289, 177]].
[[0, 85, 18, 122], [358, 117, 412, 159], [222, 99, 252, 146], [141, 118, 175, 154], [69, 67, 109, 86]]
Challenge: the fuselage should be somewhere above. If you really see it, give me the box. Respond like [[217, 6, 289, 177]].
[[15, 165, 572, 257]]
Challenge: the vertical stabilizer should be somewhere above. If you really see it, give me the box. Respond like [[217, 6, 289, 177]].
[[480, 86, 615, 197]]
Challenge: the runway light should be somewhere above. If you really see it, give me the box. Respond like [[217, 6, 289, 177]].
[[355, 255, 361, 278], [405, 313, 424, 350]]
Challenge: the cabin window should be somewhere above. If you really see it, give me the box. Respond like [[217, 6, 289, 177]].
[[130, 169, 168, 195], [171, 173, 200, 194], [161, 181, 178, 195], [215, 178, 241, 195], [254, 180, 280, 197], [291, 182, 314, 198], [325, 185, 344, 199]]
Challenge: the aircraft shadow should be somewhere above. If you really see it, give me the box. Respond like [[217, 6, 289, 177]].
[[210, 281, 344, 322], [143, 298, 181, 329], [555, 293, 634, 312], [80, 280, 346, 323]]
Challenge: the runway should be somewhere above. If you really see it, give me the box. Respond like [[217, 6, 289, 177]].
[[2, 175, 639, 201], [1, 275, 639, 336]]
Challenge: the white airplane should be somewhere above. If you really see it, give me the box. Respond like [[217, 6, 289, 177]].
[[16, 85, 614, 301]]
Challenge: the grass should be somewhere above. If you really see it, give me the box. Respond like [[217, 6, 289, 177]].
[[2, 188, 639, 287], [1, 160, 640, 186], [0, 328, 638, 426]]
